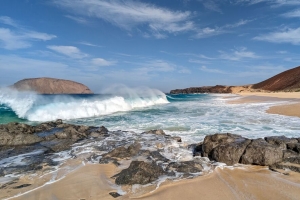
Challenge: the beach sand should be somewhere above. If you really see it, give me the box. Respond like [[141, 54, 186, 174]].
[[228, 92, 300, 117], [137, 166, 300, 200], [6, 164, 300, 200], [5, 163, 118, 200]]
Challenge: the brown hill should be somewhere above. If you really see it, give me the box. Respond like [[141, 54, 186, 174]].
[[252, 66, 300, 91], [12, 77, 93, 94]]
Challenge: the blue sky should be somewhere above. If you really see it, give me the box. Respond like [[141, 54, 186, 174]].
[[0, 0, 300, 92]]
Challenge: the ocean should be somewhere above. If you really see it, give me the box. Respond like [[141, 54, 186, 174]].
[[1, 88, 300, 198], [1, 88, 300, 142]]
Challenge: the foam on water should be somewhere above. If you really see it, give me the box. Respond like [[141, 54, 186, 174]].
[[0, 87, 168, 122]]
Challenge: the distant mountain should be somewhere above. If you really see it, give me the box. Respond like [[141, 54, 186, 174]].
[[12, 77, 93, 94], [170, 66, 300, 94], [252, 66, 300, 91]]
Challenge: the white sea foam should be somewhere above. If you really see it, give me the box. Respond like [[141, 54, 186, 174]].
[[0, 87, 169, 121]]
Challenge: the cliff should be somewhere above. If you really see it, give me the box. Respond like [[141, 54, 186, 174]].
[[12, 77, 93, 94]]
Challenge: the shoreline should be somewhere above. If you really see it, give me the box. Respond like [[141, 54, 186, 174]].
[[227, 92, 300, 118], [6, 164, 300, 200]]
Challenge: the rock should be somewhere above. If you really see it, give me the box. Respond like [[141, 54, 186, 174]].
[[271, 162, 300, 173], [12, 77, 93, 94], [114, 161, 165, 185], [283, 150, 299, 159], [287, 143, 300, 153], [241, 139, 283, 166], [265, 136, 298, 150], [109, 192, 122, 198], [0, 123, 43, 146], [103, 142, 141, 159], [167, 160, 203, 173], [170, 85, 232, 94], [172, 136, 182, 142], [202, 133, 244, 157], [211, 138, 251, 165], [144, 129, 165, 135]]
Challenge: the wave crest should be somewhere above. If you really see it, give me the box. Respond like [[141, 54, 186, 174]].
[[0, 86, 168, 122]]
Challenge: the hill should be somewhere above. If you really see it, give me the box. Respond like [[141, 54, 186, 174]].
[[12, 77, 93, 94], [252, 66, 300, 91]]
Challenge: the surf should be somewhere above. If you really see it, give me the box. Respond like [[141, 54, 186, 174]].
[[0, 87, 169, 122]]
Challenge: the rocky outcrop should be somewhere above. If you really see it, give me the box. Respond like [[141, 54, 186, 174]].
[[170, 85, 232, 94], [197, 133, 300, 172], [12, 77, 93, 94], [114, 161, 166, 185]]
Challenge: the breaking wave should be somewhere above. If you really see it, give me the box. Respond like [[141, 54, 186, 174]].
[[0, 87, 169, 122]]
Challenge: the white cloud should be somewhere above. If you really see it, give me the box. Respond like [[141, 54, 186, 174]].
[[195, 19, 251, 38], [200, 66, 226, 73], [52, 0, 193, 37], [65, 15, 89, 24], [236, 0, 300, 6], [47, 45, 88, 59], [79, 41, 102, 47], [198, 0, 222, 13], [219, 47, 259, 61], [0, 16, 19, 27], [282, 9, 300, 18], [92, 58, 116, 66], [0, 16, 56, 50], [254, 27, 300, 45]]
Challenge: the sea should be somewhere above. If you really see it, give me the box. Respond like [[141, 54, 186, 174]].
[[1, 87, 300, 197], [1, 87, 299, 141]]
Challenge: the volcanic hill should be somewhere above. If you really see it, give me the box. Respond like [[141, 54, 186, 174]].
[[12, 77, 93, 94]]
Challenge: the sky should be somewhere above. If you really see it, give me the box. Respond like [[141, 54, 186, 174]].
[[0, 0, 300, 93]]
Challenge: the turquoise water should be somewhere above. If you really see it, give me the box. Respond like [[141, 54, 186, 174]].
[[1, 88, 300, 142]]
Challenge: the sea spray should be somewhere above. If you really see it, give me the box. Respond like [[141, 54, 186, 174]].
[[0, 86, 169, 122]]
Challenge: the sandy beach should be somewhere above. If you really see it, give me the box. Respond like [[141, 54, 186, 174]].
[[5, 164, 300, 200], [228, 92, 300, 118]]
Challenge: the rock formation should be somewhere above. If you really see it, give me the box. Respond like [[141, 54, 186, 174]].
[[12, 77, 93, 94], [194, 133, 300, 172], [170, 85, 232, 94]]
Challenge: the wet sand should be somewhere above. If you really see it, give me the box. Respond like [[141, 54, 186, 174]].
[[228, 92, 300, 117], [137, 166, 300, 200], [6, 164, 300, 200], [5, 164, 118, 200]]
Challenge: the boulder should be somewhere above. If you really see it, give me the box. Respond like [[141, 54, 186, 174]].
[[167, 160, 203, 173], [265, 136, 298, 150], [241, 139, 283, 166], [211, 138, 251, 165], [114, 161, 165, 185]]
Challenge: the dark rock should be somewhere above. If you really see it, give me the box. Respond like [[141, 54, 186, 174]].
[[99, 157, 120, 166], [114, 161, 165, 185], [172, 136, 182, 142], [41, 139, 76, 152], [109, 192, 122, 198], [283, 149, 299, 159], [144, 129, 165, 135], [271, 162, 300, 173], [202, 133, 244, 157], [211, 138, 251, 165], [284, 157, 300, 164], [241, 139, 283, 166], [287, 143, 300, 153], [170, 85, 232, 94], [167, 160, 203, 173], [103, 142, 141, 159], [265, 136, 298, 150], [13, 184, 31, 189]]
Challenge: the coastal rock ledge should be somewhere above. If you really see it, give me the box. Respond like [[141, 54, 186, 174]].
[[12, 77, 93, 94], [195, 133, 300, 173]]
